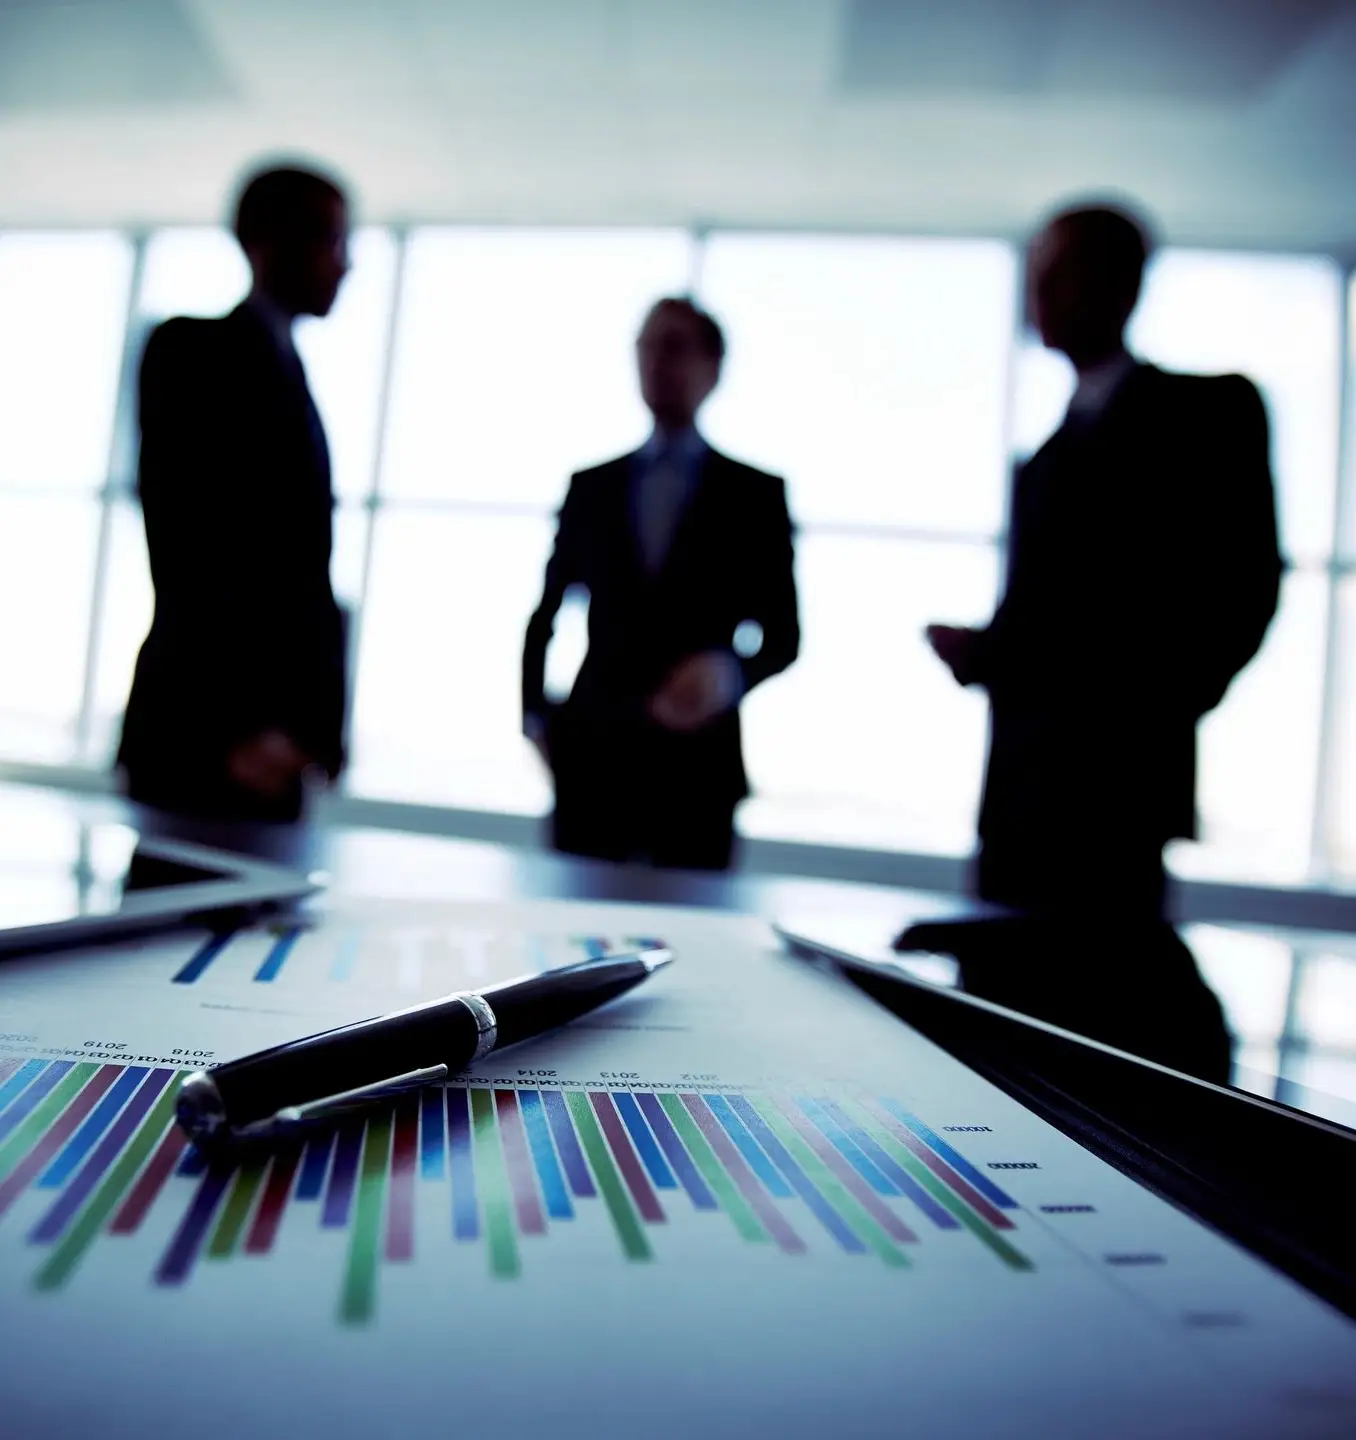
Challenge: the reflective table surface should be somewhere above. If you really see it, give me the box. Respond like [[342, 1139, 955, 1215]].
[[3, 782, 1353, 1132]]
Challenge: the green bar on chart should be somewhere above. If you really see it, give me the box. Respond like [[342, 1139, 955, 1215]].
[[0, 1064, 100, 1182], [847, 1100, 1033, 1271], [206, 1158, 268, 1259], [565, 1091, 651, 1261], [657, 1093, 766, 1244], [340, 1112, 393, 1325], [749, 1098, 909, 1268], [469, 1089, 519, 1279], [33, 1078, 183, 1292]]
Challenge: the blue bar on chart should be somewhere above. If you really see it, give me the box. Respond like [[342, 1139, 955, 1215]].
[[680, 1094, 805, 1254], [295, 1133, 335, 1200], [38, 1065, 150, 1189], [796, 1097, 904, 1197], [0, 1062, 74, 1143], [322, 1125, 365, 1228], [155, 1165, 233, 1285], [253, 928, 302, 983], [28, 1069, 175, 1245], [420, 1087, 446, 1180], [724, 1094, 866, 1253], [875, 1100, 1018, 1209], [611, 1091, 677, 1191], [808, 1098, 956, 1230], [635, 1093, 718, 1211], [171, 933, 234, 985], [542, 1088, 595, 1198], [517, 1090, 573, 1220], [0, 1059, 50, 1118], [705, 1094, 795, 1199], [4, 1058, 1037, 1324], [446, 1086, 479, 1240]]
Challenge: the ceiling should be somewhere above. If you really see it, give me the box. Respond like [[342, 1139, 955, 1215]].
[[1, 0, 1354, 252]]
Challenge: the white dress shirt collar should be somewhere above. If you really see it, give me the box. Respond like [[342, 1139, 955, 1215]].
[[638, 425, 707, 465], [1067, 350, 1138, 422]]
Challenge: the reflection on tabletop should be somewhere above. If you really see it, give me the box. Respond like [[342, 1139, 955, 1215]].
[[893, 916, 1356, 1129], [5, 781, 1355, 1133], [895, 916, 1231, 1085]]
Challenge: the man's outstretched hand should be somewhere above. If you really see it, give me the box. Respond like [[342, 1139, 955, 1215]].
[[926, 624, 984, 688], [649, 651, 743, 733]]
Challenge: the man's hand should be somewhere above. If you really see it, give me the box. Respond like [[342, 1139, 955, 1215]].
[[649, 651, 743, 733], [926, 624, 984, 688], [227, 730, 312, 800]]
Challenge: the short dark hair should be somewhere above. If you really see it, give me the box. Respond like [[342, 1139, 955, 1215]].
[[1046, 201, 1155, 289], [232, 163, 347, 251], [644, 296, 726, 363]]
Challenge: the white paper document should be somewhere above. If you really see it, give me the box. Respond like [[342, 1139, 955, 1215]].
[[0, 897, 1353, 1438]]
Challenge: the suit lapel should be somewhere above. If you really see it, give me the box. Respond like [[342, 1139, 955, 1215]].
[[226, 304, 332, 496], [605, 455, 647, 583], [650, 449, 718, 585]]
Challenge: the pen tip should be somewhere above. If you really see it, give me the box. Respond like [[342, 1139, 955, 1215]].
[[641, 948, 675, 973]]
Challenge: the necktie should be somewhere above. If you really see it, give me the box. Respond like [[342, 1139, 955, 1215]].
[[637, 448, 690, 574]]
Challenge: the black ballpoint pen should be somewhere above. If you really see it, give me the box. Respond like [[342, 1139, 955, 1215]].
[[175, 946, 673, 1145]]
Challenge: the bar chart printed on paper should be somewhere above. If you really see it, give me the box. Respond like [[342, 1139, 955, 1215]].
[[2, 899, 1355, 1440], [0, 1051, 1031, 1326]]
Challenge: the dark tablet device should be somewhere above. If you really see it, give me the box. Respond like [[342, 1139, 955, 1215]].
[[0, 824, 319, 958]]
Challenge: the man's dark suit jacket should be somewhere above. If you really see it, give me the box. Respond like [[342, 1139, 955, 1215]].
[[522, 447, 800, 856], [971, 364, 1282, 898], [117, 303, 346, 821]]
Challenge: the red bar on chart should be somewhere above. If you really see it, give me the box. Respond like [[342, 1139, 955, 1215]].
[[245, 1146, 303, 1255], [590, 1092, 666, 1226], [0, 1066, 121, 1218], [386, 1098, 419, 1261], [771, 1096, 917, 1246], [868, 1103, 1015, 1230], [680, 1095, 804, 1254], [495, 1091, 546, 1237], [110, 1121, 188, 1234]]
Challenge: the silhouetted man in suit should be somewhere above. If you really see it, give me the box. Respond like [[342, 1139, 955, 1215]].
[[928, 203, 1281, 920], [118, 164, 351, 823], [522, 297, 800, 870]]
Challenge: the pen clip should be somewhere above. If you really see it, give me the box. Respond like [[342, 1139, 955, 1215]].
[[234, 1063, 450, 1141]]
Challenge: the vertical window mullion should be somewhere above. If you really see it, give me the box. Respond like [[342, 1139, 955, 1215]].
[[1309, 264, 1354, 881], [337, 226, 410, 792], [75, 231, 148, 764]]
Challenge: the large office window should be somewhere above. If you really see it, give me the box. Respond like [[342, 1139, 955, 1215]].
[[0, 233, 133, 760], [696, 235, 1015, 848], [698, 235, 1016, 535], [378, 229, 696, 506], [348, 229, 694, 807], [0, 223, 1352, 890], [1333, 578, 1356, 882], [1328, 278, 1356, 881]]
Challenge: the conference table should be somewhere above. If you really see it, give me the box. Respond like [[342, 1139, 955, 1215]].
[[4, 778, 1352, 1128], [2, 780, 1355, 1439]]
